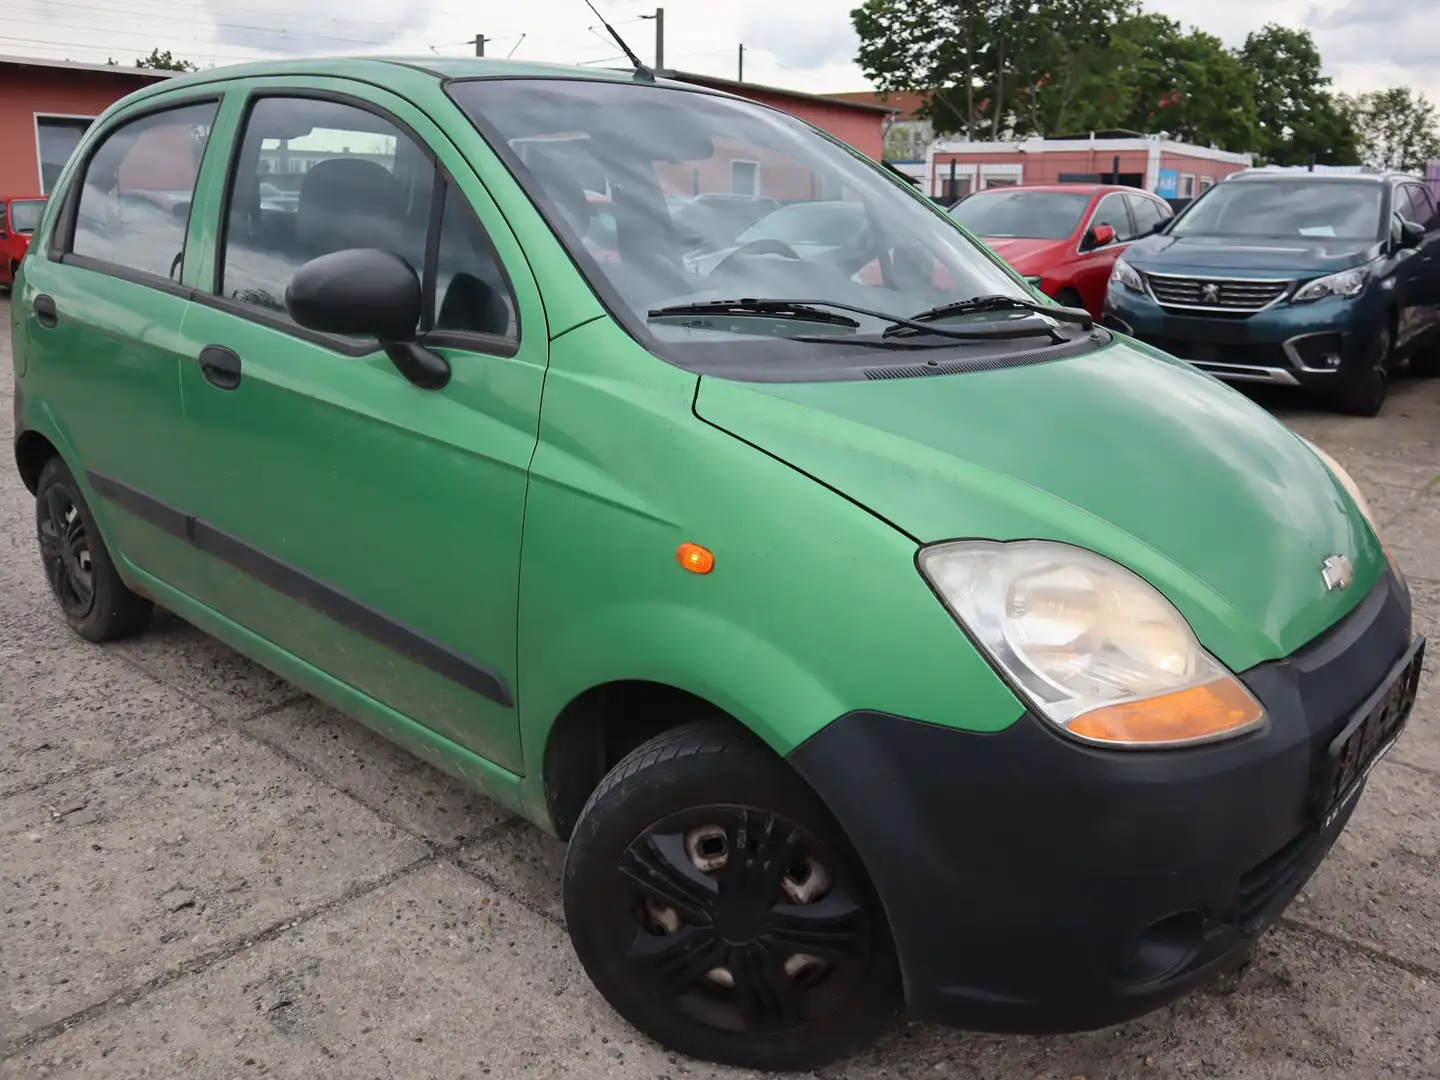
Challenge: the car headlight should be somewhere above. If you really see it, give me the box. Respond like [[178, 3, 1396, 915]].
[[1110, 257, 1143, 294], [1292, 266, 1368, 303], [1300, 437, 1405, 586], [918, 541, 1264, 748]]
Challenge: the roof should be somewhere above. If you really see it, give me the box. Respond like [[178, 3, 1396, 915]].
[[929, 134, 1252, 166], [830, 89, 929, 119], [0, 53, 178, 79], [1228, 169, 1409, 184], [964, 182, 1152, 196]]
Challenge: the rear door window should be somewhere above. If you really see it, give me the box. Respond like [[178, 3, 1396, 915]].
[[1090, 193, 1134, 243], [68, 100, 219, 282]]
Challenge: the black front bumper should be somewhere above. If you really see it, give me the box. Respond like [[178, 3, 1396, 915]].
[[789, 572, 1420, 1033]]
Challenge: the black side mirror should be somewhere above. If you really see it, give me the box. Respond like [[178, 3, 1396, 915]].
[[1151, 218, 1170, 235], [1399, 220, 1425, 250], [286, 248, 450, 390]]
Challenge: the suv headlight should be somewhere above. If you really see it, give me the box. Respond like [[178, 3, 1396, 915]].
[[1301, 437, 1405, 586], [918, 541, 1264, 748], [1110, 258, 1143, 294], [1292, 266, 1368, 303]]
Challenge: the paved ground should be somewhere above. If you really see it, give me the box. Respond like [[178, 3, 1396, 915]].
[[4, 293, 1440, 1080]]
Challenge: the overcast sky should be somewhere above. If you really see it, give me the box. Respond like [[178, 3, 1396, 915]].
[[5, 0, 1434, 107]]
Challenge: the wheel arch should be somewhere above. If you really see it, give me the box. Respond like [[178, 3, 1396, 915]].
[[14, 428, 59, 495]]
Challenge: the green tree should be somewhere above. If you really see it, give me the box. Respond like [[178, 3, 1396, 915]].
[[135, 48, 197, 72], [1239, 25, 1359, 166], [1343, 87, 1440, 173]]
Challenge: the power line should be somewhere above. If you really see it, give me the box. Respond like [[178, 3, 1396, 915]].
[[2, 14, 404, 51], [27, 0, 486, 35]]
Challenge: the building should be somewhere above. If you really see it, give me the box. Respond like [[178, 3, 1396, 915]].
[[829, 89, 933, 163], [668, 72, 895, 161], [0, 55, 177, 197], [927, 131, 1253, 201]]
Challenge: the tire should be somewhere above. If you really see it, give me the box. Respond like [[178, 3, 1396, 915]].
[[1410, 338, 1440, 378], [1054, 288, 1084, 310], [563, 721, 903, 1071], [1332, 320, 1390, 417], [35, 456, 152, 642]]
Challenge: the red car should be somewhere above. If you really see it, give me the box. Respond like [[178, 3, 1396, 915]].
[[0, 195, 47, 290], [949, 184, 1173, 318]]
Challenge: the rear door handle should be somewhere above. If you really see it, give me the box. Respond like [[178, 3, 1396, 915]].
[[33, 294, 57, 329], [198, 345, 242, 391]]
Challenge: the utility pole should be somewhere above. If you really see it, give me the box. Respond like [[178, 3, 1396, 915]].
[[639, 7, 664, 70], [474, 34, 486, 57], [738, 42, 744, 82]]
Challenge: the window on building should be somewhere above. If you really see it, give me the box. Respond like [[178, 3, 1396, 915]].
[[1179, 173, 1197, 199], [432, 179, 518, 342], [36, 116, 95, 195], [730, 159, 759, 197], [1200, 176, 1215, 192], [219, 96, 434, 316], [70, 101, 218, 280]]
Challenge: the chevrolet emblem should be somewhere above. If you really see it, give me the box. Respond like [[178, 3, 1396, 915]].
[[1322, 554, 1354, 591]]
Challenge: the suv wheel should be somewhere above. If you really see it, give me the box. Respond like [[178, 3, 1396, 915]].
[[1333, 321, 1390, 417], [35, 457, 153, 641], [563, 721, 902, 1071], [1410, 337, 1440, 377]]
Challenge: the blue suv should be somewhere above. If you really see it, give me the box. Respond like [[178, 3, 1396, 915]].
[[1104, 171, 1440, 415]]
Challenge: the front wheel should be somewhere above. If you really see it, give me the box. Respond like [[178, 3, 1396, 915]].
[[1332, 321, 1391, 416], [563, 722, 902, 1071]]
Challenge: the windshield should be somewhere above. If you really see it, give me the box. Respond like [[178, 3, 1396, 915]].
[[448, 78, 1031, 369], [949, 190, 1090, 240], [9, 199, 45, 234], [1172, 181, 1384, 241]]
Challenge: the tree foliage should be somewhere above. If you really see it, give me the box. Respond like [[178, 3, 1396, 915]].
[[849, 1, 1415, 165], [134, 48, 197, 72], [1342, 88, 1440, 173]]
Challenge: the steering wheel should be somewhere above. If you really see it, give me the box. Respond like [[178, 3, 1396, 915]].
[[711, 237, 802, 277]]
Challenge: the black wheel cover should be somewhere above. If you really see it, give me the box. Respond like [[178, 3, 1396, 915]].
[[609, 804, 871, 1035], [38, 482, 96, 619]]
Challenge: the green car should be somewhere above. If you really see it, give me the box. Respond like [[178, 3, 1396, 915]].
[[9, 58, 1425, 1071]]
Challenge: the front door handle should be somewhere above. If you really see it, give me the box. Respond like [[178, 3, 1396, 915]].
[[33, 294, 57, 329], [198, 345, 242, 391]]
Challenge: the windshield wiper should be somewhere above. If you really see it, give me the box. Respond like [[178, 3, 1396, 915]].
[[648, 297, 1065, 343], [891, 294, 1093, 337], [648, 299, 860, 329]]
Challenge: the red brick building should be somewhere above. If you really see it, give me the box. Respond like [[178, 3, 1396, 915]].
[[0, 55, 176, 197]]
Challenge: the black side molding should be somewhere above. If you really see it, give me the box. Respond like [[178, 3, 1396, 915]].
[[87, 471, 513, 708]]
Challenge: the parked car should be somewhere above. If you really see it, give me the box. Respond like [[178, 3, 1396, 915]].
[[949, 183, 1173, 318], [12, 59, 1422, 1072], [1104, 170, 1440, 415], [685, 198, 867, 276], [0, 195, 46, 289], [669, 193, 780, 254]]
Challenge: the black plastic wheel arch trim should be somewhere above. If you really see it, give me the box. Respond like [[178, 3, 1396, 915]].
[[86, 470, 513, 707]]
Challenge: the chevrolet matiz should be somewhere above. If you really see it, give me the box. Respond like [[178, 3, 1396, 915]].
[[9, 58, 1424, 1071]]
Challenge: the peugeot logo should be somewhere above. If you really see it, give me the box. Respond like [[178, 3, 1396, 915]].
[[1201, 282, 1221, 304], [1322, 554, 1355, 591]]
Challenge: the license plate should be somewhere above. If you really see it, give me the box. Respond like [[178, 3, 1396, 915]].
[[1166, 317, 1250, 345], [1318, 638, 1425, 827]]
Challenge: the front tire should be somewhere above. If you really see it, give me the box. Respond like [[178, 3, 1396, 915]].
[[35, 456, 152, 642], [563, 721, 902, 1071], [1333, 320, 1390, 416]]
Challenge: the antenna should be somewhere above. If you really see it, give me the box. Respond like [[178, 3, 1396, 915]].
[[582, 0, 655, 81]]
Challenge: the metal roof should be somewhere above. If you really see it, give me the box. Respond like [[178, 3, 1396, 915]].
[[0, 53, 178, 79]]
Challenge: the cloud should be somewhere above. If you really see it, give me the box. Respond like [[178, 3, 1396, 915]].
[[196, 0, 436, 52]]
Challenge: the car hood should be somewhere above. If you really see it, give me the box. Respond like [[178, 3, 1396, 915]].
[[981, 237, 1066, 267], [696, 339, 1385, 672], [1126, 233, 1378, 276]]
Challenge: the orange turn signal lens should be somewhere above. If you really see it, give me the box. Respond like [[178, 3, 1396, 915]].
[[1066, 678, 1263, 746], [676, 542, 715, 575]]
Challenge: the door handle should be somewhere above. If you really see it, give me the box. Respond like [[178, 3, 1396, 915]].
[[198, 345, 242, 391], [33, 294, 57, 329]]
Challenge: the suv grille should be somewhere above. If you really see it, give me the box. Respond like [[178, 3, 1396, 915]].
[[1146, 273, 1291, 312]]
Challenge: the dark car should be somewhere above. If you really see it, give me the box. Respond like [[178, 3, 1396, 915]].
[[0, 195, 47, 289], [1104, 171, 1440, 415], [950, 183, 1173, 319]]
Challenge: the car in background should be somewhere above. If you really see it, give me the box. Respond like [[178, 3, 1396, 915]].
[[670, 193, 779, 255], [686, 199, 866, 275], [1105, 171, 1440, 416], [0, 195, 47, 289], [949, 184, 1172, 318]]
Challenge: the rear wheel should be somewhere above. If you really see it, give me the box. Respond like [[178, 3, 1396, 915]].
[[1054, 287, 1084, 310], [1332, 320, 1390, 416], [563, 721, 902, 1071], [1409, 337, 1440, 377], [35, 457, 152, 642]]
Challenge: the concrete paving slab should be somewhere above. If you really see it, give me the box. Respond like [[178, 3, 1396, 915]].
[[456, 820, 567, 924], [110, 609, 300, 722], [0, 861, 762, 1080], [240, 698, 512, 847], [1283, 761, 1440, 977], [0, 607, 216, 795], [1379, 501, 1440, 583], [0, 731, 426, 1045]]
